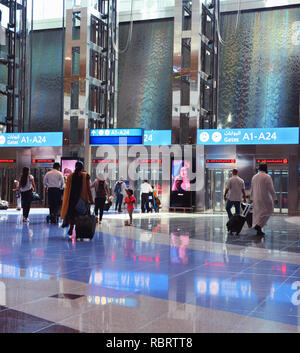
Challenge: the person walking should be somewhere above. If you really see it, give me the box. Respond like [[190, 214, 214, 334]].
[[114, 177, 126, 212], [124, 188, 136, 226], [60, 161, 94, 237], [224, 169, 247, 219], [13, 180, 21, 211], [250, 163, 278, 236], [140, 180, 153, 213], [19, 167, 36, 223], [44, 162, 64, 224], [92, 173, 110, 224]]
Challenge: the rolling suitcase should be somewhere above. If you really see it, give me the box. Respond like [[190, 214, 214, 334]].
[[75, 214, 96, 240], [226, 215, 245, 235], [226, 203, 252, 235]]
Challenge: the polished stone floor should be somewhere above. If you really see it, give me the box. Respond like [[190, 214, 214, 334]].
[[0, 209, 299, 333]]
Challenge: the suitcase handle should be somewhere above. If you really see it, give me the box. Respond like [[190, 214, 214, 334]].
[[241, 203, 252, 217]]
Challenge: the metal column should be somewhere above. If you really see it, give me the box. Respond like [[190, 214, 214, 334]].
[[0, 0, 27, 133], [63, 0, 117, 159], [172, 0, 219, 144]]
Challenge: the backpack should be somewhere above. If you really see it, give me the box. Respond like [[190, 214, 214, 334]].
[[114, 182, 122, 194], [96, 180, 106, 198]]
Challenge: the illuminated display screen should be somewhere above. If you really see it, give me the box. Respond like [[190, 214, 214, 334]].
[[197, 128, 299, 145], [144, 130, 171, 145], [172, 160, 191, 192], [170, 160, 192, 208], [0, 159, 16, 163], [92, 159, 118, 164], [32, 159, 55, 164], [0, 132, 63, 147], [256, 159, 288, 164], [135, 159, 162, 164], [206, 159, 236, 164], [61, 159, 77, 178]]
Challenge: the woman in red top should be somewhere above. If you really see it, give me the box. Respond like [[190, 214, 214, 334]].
[[124, 189, 136, 226]]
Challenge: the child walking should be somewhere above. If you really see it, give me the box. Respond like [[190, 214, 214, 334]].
[[124, 189, 136, 226]]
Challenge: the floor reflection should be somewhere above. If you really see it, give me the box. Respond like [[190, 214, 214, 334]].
[[0, 211, 299, 331]]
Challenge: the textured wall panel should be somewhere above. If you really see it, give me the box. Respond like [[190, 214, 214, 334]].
[[219, 7, 300, 129], [118, 19, 174, 130], [29, 29, 64, 132]]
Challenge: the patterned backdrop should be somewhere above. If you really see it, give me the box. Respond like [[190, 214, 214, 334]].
[[117, 19, 174, 130], [219, 6, 300, 129], [13, 9, 300, 132], [28, 29, 64, 132]]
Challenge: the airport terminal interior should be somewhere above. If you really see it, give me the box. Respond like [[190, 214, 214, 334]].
[[0, 0, 300, 334]]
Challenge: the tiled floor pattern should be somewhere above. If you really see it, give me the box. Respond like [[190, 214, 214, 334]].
[[0, 209, 299, 332]]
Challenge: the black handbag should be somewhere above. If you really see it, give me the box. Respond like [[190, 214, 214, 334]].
[[75, 197, 89, 215], [104, 200, 112, 211]]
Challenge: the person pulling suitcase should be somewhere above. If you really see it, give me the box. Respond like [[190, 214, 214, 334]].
[[224, 169, 247, 220]]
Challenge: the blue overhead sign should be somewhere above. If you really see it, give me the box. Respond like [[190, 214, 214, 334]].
[[144, 130, 172, 146], [0, 132, 63, 147], [197, 128, 299, 145], [90, 129, 143, 137], [89, 129, 172, 146], [90, 129, 143, 145]]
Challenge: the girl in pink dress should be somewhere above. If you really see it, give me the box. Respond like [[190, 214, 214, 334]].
[[124, 189, 136, 226]]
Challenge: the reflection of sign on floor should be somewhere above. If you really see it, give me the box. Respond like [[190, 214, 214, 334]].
[[87, 295, 138, 307], [195, 277, 296, 303], [89, 270, 168, 292], [0, 264, 51, 281], [0, 281, 5, 306]]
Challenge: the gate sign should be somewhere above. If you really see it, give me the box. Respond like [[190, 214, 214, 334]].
[[197, 128, 299, 145], [144, 130, 172, 146], [0, 132, 63, 147], [90, 129, 143, 145], [89, 129, 172, 146]]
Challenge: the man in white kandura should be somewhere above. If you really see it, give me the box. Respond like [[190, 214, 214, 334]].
[[250, 163, 278, 236]]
